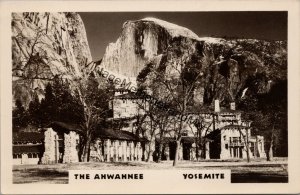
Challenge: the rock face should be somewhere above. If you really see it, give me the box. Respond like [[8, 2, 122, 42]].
[[12, 14, 287, 109], [100, 17, 287, 107], [12, 12, 92, 107]]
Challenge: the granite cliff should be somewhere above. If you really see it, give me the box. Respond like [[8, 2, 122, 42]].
[[12, 14, 287, 109], [12, 12, 92, 107], [100, 17, 287, 107]]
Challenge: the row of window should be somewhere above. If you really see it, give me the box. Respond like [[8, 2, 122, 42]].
[[103, 140, 139, 147], [13, 153, 39, 159]]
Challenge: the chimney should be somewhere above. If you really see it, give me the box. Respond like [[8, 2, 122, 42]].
[[230, 102, 236, 110], [214, 99, 220, 112]]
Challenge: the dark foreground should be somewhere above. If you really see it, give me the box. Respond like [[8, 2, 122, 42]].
[[230, 163, 288, 183], [13, 158, 288, 184]]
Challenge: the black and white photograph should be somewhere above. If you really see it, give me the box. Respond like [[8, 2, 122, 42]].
[[11, 11, 288, 183], [1, 0, 300, 194]]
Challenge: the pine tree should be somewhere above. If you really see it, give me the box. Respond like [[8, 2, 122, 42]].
[[28, 94, 41, 127], [12, 99, 28, 131]]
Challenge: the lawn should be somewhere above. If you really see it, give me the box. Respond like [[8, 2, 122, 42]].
[[13, 157, 288, 184]]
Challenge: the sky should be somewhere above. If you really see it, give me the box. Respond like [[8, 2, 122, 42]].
[[79, 12, 287, 61]]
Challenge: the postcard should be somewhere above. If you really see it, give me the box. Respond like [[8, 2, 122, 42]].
[[1, 0, 300, 194]]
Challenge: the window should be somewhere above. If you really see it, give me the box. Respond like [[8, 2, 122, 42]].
[[181, 132, 188, 136], [230, 137, 242, 146], [225, 144, 228, 149]]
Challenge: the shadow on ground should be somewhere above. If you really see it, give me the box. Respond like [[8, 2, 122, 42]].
[[13, 168, 68, 184]]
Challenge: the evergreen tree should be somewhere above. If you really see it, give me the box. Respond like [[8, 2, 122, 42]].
[[12, 99, 28, 131], [28, 94, 41, 127]]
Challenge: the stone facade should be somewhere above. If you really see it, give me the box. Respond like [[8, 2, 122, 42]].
[[111, 91, 266, 161], [220, 128, 250, 159], [33, 93, 266, 164], [42, 128, 79, 164], [41, 128, 57, 164], [63, 131, 80, 163]]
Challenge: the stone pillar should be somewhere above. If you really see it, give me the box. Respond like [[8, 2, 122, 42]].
[[242, 147, 247, 159], [105, 139, 111, 162], [110, 140, 114, 162], [114, 141, 118, 162], [63, 131, 79, 163], [165, 144, 170, 161], [126, 141, 130, 161], [95, 140, 104, 162], [137, 142, 142, 161], [145, 141, 154, 162], [130, 141, 134, 161], [256, 136, 266, 158], [122, 141, 127, 162], [139, 142, 143, 161], [134, 142, 138, 161], [178, 143, 183, 161], [118, 141, 123, 161], [190, 147, 195, 161], [42, 128, 57, 164], [205, 142, 210, 160], [261, 137, 265, 156]]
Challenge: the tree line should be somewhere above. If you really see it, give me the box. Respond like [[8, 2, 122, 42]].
[[13, 74, 113, 162]]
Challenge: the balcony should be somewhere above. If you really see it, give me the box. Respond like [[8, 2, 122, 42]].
[[229, 142, 244, 147]]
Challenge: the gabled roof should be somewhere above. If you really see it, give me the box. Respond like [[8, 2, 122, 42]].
[[49, 121, 83, 134], [13, 132, 44, 143], [95, 129, 147, 142], [156, 136, 213, 144], [13, 144, 44, 154]]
